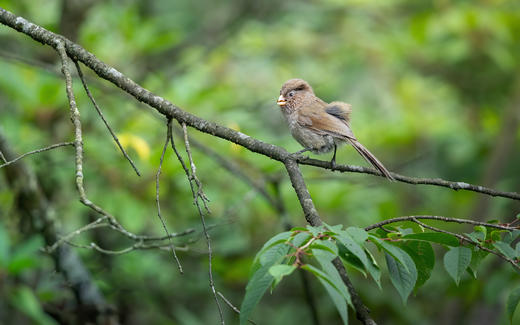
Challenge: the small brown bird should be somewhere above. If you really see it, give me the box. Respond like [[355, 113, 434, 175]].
[[277, 78, 394, 180]]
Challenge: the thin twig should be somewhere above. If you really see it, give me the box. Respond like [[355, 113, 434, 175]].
[[47, 216, 108, 252], [0, 149, 7, 163], [410, 217, 520, 271], [182, 122, 210, 212], [65, 240, 190, 255], [178, 124, 225, 325], [0, 142, 74, 169], [157, 119, 183, 273], [365, 215, 519, 231], [46, 214, 196, 253], [217, 291, 257, 325], [298, 157, 520, 201], [74, 60, 141, 176]]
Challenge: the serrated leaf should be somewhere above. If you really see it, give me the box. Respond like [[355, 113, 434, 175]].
[[403, 232, 459, 247], [443, 246, 472, 285], [311, 239, 338, 255], [465, 232, 484, 243], [401, 241, 434, 289], [8, 236, 44, 275], [313, 250, 350, 324], [364, 248, 382, 288], [269, 264, 296, 287], [9, 286, 58, 325], [338, 231, 370, 271], [468, 247, 488, 277], [490, 230, 508, 242], [323, 223, 344, 234], [385, 252, 417, 304], [241, 244, 289, 324], [0, 222, 10, 267], [346, 227, 368, 244], [493, 241, 517, 259], [307, 225, 324, 237], [474, 226, 487, 237], [370, 237, 410, 272], [241, 265, 273, 324], [253, 232, 291, 267], [338, 243, 367, 277], [292, 232, 311, 248], [508, 287, 520, 324]]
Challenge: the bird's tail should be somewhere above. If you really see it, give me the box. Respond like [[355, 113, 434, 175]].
[[348, 139, 394, 181]]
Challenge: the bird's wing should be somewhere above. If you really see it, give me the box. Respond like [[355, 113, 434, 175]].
[[325, 101, 352, 123], [297, 102, 356, 140]]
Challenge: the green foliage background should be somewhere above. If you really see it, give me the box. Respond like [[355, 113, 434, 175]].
[[0, 0, 519, 324]]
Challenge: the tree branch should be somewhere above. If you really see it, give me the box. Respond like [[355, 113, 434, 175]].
[[284, 159, 376, 325], [364, 215, 519, 232], [1, 8, 518, 202]]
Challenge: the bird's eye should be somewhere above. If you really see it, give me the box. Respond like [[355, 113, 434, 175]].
[[288, 91, 295, 97]]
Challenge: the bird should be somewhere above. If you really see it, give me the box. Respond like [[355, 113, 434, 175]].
[[276, 78, 394, 180]]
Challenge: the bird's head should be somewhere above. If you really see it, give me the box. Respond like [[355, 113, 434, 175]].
[[277, 79, 314, 109]]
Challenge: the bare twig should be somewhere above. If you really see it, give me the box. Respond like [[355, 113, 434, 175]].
[[364, 215, 519, 232], [156, 120, 183, 273], [47, 216, 108, 252], [182, 122, 210, 212], [169, 122, 224, 324], [64, 240, 190, 255], [0, 142, 74, 169], [74, 60, 141, 176], [0, 149, 7, 163], [217, 291, 258, 325], [410, 217, 520, 272], [46, 213, 196, 253]]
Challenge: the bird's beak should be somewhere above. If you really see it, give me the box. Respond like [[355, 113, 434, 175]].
[[277, 95, 286, 106]]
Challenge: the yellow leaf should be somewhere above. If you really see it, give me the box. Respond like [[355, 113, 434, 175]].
[[117, 133, 150, 160]]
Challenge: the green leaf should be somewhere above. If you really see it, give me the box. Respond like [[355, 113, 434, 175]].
[[401, 240, 435, 289], [364, 248, 382, 288], [490, 230, 508, 242], [443, 246, 472, 285], [465, 231, 485, 243], [370, 237, 410, 272], [338, 243, 367, 277], [493, 241, 517, 259], [310, 239, 338, 256], [313, 249, 351, 324], [302, 263, 351, 307], [507, 287, 520, 324], [241, 244, 289, 324], [8, 236, 44, 275], [252, 231, 291, 266], [402, 232, 459, 247], [323, 223, 344, 234], [337, 231, 370, 271], [9, 286, 58, 325], [292, 232, 311, 247], [385, 252, 417, 304], [307, 225, 324, 237], [269, 264, 296, 287], [345, 227, 368, 244], [474, 226, 487, 237], [469, 248, 488, 277], [0, 222, 10, 267]]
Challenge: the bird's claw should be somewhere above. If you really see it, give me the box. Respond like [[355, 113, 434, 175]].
[[330, 159, 337, 170]]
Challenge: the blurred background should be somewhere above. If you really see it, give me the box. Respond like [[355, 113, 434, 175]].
[[0, 0, 519, 324]]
